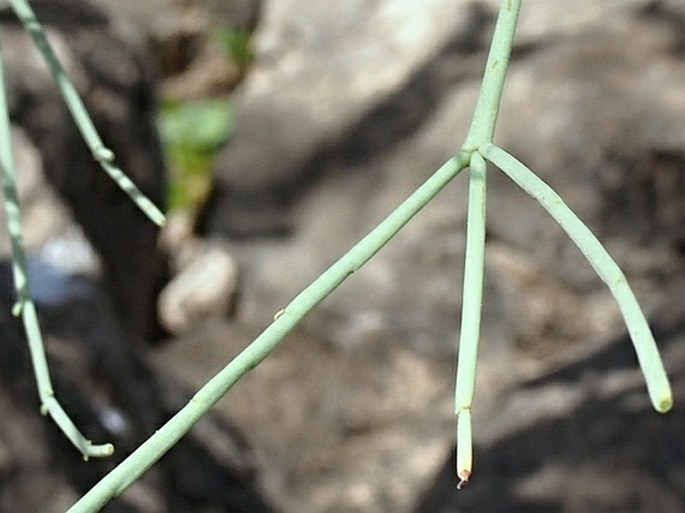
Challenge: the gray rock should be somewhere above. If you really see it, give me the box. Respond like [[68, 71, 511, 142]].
[[200, 0, 493, 236], [158, 236, 239, 334]]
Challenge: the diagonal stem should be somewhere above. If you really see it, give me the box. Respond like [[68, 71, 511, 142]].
[[464, 0, 523, 149], [8, 0, 166, 226], [65, 152, 471, 512]]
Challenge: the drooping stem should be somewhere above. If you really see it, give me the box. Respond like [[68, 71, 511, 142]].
[[0, 24, 113, 460], [480, 143, 673, 413]]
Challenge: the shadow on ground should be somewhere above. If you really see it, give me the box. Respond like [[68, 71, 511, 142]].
[[414, 320, 685, 513]]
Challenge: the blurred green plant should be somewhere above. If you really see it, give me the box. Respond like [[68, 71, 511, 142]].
[[158, 97, 234, 211], [214, 26, 253, 71]]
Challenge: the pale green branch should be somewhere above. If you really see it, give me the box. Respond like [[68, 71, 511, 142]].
[[480, 142, 673, 413], [464, 0, 522, 149], [0, 24, 113, 460], [8, 0, 166, 226], [455, 151, 488, 488], [453, 0, 523, 488], [0, 0, 665, 506], [65, 152, 471, 512]]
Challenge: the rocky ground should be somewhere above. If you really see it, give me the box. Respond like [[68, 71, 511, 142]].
[[0, 1, 684, 512]]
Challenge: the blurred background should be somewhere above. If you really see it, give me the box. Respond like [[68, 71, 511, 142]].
[[0, 0, 684, 512]]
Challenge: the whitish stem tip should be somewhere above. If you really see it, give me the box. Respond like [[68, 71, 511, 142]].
[[457, 469, 470, 490]]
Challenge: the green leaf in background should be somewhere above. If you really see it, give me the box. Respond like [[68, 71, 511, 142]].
[[214, 26, 253, 71], [161, 98, 234, 152], [159, 98, 235, 211]]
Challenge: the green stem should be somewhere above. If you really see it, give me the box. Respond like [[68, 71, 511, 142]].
[[480, 143, 673, 413], [464, 0, 522, 149], [65, 151, 471, 512], [0, 25, 113, 459], [455, 151, 488, 488], [453, 0, 522, 488], [8, 0, 166, 227]]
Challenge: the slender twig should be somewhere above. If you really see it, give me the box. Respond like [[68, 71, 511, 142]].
[[8, 0, 166, 226], [453, 0, 522, 488], [464, 0, 523, 149], [455, 151, 488, 488], [0, 25, 113, 460], [1, 0, 663, 506], [480, 143, 673, 412], [65, 152, 471, 512]]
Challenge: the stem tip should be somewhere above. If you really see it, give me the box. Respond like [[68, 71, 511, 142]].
[[457, 469, 470, 490], [657, 395, 673, 414]]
